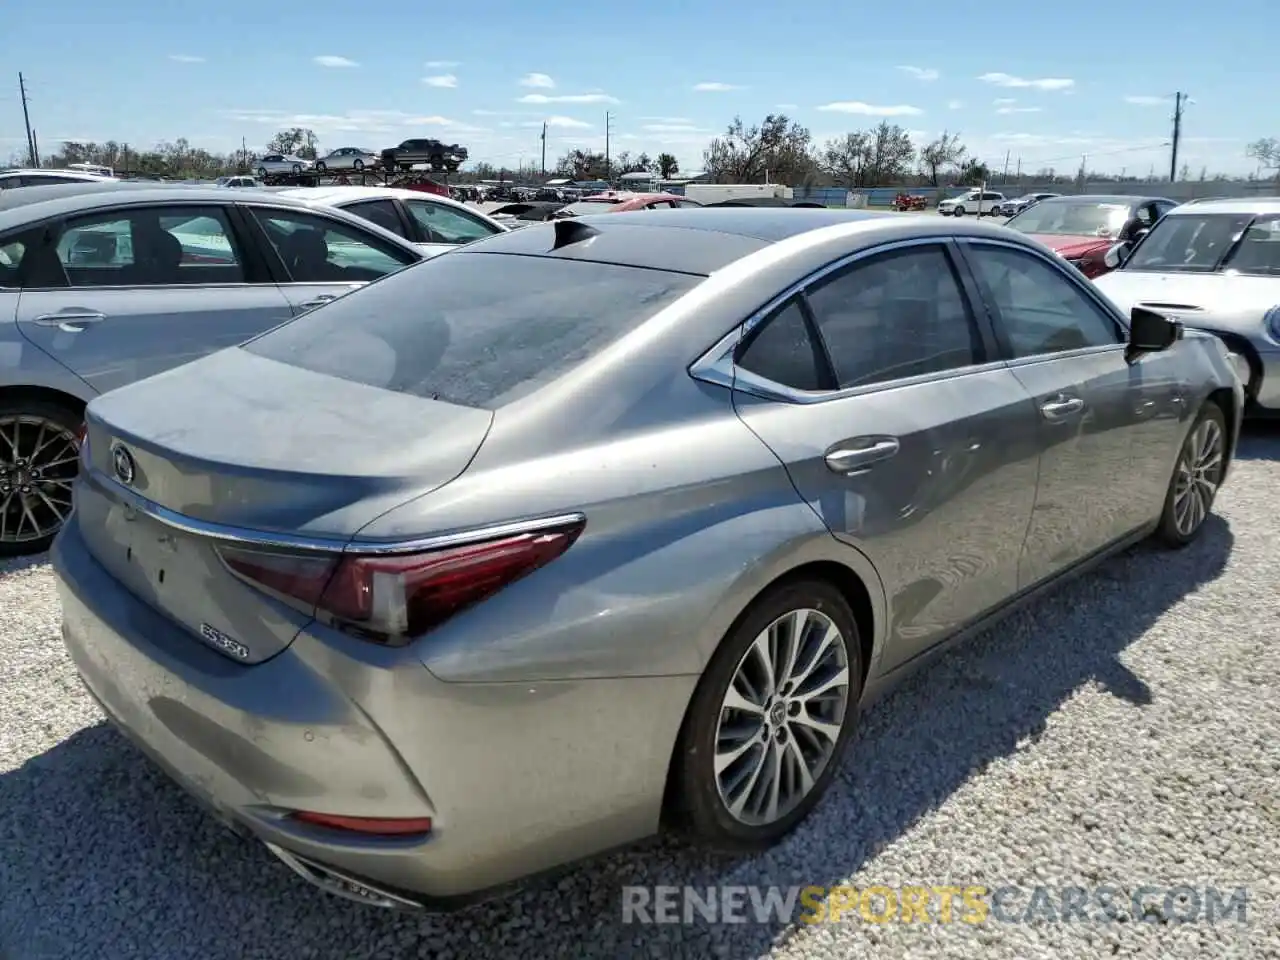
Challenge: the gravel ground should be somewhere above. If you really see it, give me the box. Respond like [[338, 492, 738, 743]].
[[2, 427, 1278, 960]]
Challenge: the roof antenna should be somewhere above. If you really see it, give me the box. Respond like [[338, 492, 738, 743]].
[[552, 218, 600, 250]]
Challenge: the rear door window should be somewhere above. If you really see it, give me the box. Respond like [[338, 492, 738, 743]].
[[245, 253, 701, 408]]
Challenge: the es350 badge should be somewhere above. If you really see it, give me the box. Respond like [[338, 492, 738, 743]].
[[200, 622, 251, 661]]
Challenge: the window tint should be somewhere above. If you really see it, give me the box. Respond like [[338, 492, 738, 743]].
[[674, 200, 700, 208], [1223, 214, 1280, 276], [245, 252, 700, 409], [54, 206, 245, 286], [345, 199, 408, 238], [805, 245, 983, 388], [405, 200, 500, 244], [735, 299, 826, 391], [251, 207, 415, 282], [967, 244, 1122, 358]]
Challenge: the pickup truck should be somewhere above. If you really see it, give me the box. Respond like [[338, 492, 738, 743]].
[[380, 139, 469, 172]]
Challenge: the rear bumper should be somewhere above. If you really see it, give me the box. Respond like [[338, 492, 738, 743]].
[[52, 517, 697, 907]]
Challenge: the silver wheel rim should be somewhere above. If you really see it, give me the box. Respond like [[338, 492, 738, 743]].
[[0, 415, 79, 545], [714, 607, 851, 826], [1172, 417, 1223, 537]]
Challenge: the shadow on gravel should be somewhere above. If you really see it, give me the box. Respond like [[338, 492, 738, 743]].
[[0, 553, 51, 577], [0, 518, 1234, 960], [1235, 420, 1280, 461]]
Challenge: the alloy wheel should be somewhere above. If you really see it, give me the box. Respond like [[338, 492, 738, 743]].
[[1172, 417, 1224, 536], [713, 608, 851, 826], [0, 414, 79, 547]]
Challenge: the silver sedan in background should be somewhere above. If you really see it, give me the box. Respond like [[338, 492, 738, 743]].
[[256, 154, 313, 177], [54, 210, 1240, 912], [0, 182, 427, 554], [313, 147, 380, 173]]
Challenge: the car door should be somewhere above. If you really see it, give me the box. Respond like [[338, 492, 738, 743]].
[[403, 198, 504, 255], [243, 205, 420, 315], [728, 240, 1042, 672], [12, 202, 295, 395], [956, 237, 1188, 588]]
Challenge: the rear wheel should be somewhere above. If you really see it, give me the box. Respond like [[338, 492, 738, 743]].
[[352, 159, 364, 171], [257, 167, 268, 179], [0, 400, 82, 557], [291, 163, 302, 175], [670, 579, 862, 851], [1154, 403, 1227, 548], [315, 161, 327, 173]]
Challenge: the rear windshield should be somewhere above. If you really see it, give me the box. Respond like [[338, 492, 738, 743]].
[[1124, 212, 1280, 275], [244, 252, 701, 408]]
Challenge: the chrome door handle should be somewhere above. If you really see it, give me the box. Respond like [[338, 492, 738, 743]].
[[825, 438, 900, 474], [1040, 397, 1084, 421], [297, 295, 338, 310], [31, 312, 107, 332]]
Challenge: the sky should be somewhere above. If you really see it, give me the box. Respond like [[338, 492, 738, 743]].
[[2, 0, 1276, 178]]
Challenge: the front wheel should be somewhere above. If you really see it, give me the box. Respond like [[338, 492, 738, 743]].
[[669, 579, 862, 852], [1153, 403, 1227, 548], [291, 163, 302, 174], [256, 167, 268, 179], [953, 205, 966, 216], [314, 161, 327, 173], [352, 159, 364, 171], [0, 400, 83, 557]]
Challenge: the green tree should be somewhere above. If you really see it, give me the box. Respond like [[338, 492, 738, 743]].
[[655, 152, 679, 178]]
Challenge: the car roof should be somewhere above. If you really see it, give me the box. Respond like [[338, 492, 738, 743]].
[[455, 207, 1018, 275], [1168, 196, 1280, 216], [0, 182, 373, 235], [1034, 193, 1173, 205], [276, 184, 492, 215]]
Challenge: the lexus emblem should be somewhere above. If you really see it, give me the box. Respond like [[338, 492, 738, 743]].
[[112, 445, 136, 486]]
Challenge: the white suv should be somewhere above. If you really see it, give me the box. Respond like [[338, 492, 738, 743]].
[[939, 189, 1005, 217]]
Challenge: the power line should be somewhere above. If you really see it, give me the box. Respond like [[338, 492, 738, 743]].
[[1170, 92, 1186, 182], [18, 72, 35, 167]]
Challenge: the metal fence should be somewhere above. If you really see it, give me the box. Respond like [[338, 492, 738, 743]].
[[790, 180, 1279, 208]]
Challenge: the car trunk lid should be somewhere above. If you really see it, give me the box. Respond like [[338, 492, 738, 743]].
[[77, 346, 493, 663]]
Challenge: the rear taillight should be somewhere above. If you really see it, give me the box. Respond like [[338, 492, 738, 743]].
[[216, 519, 584, 644], [290, 811, 433, 836]]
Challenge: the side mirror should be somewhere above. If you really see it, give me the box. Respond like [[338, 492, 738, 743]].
[[1103, 242, 1130, 270], [1126, 306, 1183, 363]]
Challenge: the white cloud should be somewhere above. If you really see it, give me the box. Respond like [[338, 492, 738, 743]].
[[996, 106, 1043, 114], [641, 115, 693, 124], [425, 60, 460, 68], [518, 92, 618, 104], [897, 65, 940, 81], [423, 74, 458, 88], [642, 123, 710, 133], [693, 82, 741, 92], [816, 101, 923, 117], [522, 115, 591, 129], [978, 72, 1074, 91], [220, 109, 484, 134], [313, 55, 358, 68], [1125, 95, 1168, 106], [167, 54, 205, 63], [947, 100, 964, 109], [519, 73, 555, 88]]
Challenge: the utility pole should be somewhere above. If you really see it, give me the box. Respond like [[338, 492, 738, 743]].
[[18, 73, 36, 167], [540, 120, 547, 177], [31, 129, 40, 167], [1169, 91, 1185, 182], [1002, 150, 1010, 183], [604, 111, 614, 181], [1015, 156, 1022, 182]]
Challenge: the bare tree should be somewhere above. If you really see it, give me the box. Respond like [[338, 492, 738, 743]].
[[864, 122, 916, 185], [1247, 137, 1280, 177], [554, 149, 609, 180], [820, 132, 869, 187], [266, 128, 319, 158], [703, 114, 815, 184], [918, 131, 967, 187]]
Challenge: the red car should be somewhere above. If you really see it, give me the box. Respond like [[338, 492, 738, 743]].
[[1002, 194, 1177, 278], [555, 191, 702, 215]]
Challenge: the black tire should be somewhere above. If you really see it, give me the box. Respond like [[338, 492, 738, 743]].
[[0, 398, 84, 558], [292, 163, 302, 175], [669, 578, 863, 852], [352, 159, 364, 171], [315, 161, 327, 173], [1153, 402, 1228, 549]]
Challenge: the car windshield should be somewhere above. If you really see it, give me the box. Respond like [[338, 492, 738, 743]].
[[1123, 213, 1280, 275], [559, 199, 622, 216], [1006, 199, 1132, 238], [245, 252, 702, 409]]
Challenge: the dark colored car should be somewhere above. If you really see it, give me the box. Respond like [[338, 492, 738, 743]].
[[380, 139, 470, 173], [1003, 194, 1177, 278]]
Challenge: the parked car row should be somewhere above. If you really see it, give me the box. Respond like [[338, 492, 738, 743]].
[[254, 140, 473, 181], [39, 203, 1243, 915], [3, 166, 1269, 913]]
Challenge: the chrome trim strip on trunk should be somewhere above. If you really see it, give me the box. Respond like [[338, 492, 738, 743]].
[[88, 471, 586, 557]]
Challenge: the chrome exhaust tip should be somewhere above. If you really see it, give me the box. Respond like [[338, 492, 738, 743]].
[[264, 842, 426, 911]]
